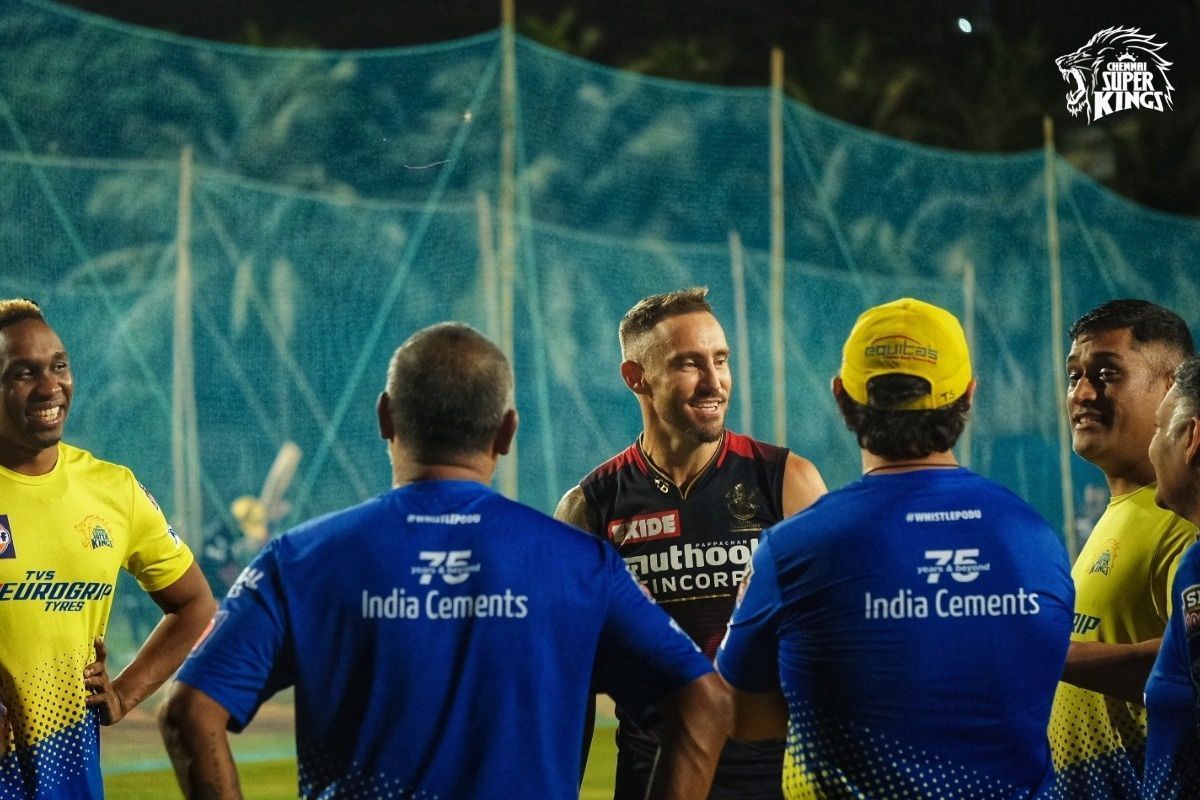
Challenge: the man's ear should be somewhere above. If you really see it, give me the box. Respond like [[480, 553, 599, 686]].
[[962, 379, 978, 410], [1184, 416, 1200, 467], [621, 360, 647, 395], [494, 409, 518, 456], [830, 375, 845, 401], [377, 392, 394, 441]]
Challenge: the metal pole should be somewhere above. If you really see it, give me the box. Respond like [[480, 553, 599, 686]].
[[729, 230, 754, 436], [960, 255, 975, 468], [498, 0, 519, 497], [770, 48, 787, 446], [173, 146, 203, 547], [476, 191, 499, 343], [1044, 116, 1076, 550]]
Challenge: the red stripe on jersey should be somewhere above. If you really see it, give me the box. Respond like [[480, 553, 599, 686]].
[[717, 431, 757, 467], [591, 443, 649, 479]]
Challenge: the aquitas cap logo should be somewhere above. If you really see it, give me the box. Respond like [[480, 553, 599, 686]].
[[1056, 27, 1173, 124], [864, 336, 937, 367]]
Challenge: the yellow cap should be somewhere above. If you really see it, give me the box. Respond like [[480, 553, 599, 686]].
[[840, 298, 972, 410]]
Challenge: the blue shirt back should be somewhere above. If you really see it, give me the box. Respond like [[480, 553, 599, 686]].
[[1144, 540, 1200, 799], [718, 468, 1074, 799], [179, 480, 711, 800]]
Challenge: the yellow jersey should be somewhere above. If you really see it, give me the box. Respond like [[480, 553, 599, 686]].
[[0, 443, 193, 799], [1048, 483, 1197, 799]]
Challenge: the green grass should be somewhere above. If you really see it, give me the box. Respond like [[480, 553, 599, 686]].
[[104, 731, 619, 799]]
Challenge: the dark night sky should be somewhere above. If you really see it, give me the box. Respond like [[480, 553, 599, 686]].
[[55, 0, 1200, 215], [58, 1, 1198, 76]]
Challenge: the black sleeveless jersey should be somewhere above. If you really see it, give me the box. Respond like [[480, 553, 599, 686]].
[[580, 431, 789, 659]]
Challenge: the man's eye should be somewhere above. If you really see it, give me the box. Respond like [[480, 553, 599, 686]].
[[1067, 370, 1080, 384], [1098, 369, 1119, 381]]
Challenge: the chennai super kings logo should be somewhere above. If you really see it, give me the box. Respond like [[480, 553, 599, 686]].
[[1056, 28, 1173, 124], [1089, 538, 1120, 576], [75, 515, 114, 550]]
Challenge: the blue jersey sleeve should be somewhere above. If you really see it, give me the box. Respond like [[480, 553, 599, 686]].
[[177, 541, 295, 731], [592, 547, 712, 720], [716, 533, 783, 693]]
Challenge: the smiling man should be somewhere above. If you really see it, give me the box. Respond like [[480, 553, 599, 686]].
[[556, 287, 826, 799], [1050, 299, 1197, 799], [0, 298, 215, 799]]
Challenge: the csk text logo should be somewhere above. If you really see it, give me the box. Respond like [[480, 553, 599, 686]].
[[1056, 27, 1174, 124]]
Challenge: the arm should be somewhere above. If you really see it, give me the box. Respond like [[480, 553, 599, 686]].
[[85, 562, 217, 724], [781, 453, 827, 517], [645, 672, 732, 800], [723, 676, 788, 741], [159, 681, 243, 800], [1060, 638, 1162, 705], [554, 485, 600, 534], [555, 485, 600, 778]]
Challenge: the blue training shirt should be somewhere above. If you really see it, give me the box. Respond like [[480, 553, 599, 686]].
[[717, 467, 1075, 799], [178, 480, 712, 800], [1144, 540, 1200, 800]]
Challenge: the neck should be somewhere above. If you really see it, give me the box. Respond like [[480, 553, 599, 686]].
[[1182, 489, 1200, 529], [390, 449, 497, 489], [1102, 459, 1157, 498], [640, 425, 722, 488], [0, 443, 60, 476], [860, 449, 959, 475]]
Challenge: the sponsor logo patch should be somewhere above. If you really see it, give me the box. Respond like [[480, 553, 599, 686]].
[[0, 516, 15, 559], [1183, 583, 1200, 636], [609, 510, 681, 545]]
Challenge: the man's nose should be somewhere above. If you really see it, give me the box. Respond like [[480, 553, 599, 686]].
[[1069, 374, 1097, 404]]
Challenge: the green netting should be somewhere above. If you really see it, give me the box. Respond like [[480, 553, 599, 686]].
[[3, 0, 1200, 672]]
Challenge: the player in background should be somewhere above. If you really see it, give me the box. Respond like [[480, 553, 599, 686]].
[[718, 297, 1074, 799], [1050, 300, 1197, 799], [160, 322, 730, 800], [0, 298, 216, 799], [1142, 354, 1200, 799], [556, 287, 826, 799]]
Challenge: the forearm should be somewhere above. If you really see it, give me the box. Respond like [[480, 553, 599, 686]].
[[1060, 639, 1162, 705], [113, 596, 216, 711], [647, 674, 732, 800], [160, 686, 242, 800]]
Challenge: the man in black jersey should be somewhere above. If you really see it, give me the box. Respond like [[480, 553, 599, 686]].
[[556, 287, 827, 800]]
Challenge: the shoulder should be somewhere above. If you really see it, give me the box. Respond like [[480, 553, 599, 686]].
[[579, 442, 646, 488], [719, 432, 787, 466], [60, 443, 145, 496], [966, 471, 1046, 517], [554, 484, 599, 535], [61, 442, 131, 480]]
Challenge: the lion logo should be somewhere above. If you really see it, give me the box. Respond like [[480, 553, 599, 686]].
[[1089, 537, 1121, 576], [1056, 27, 1173, 123], [75, 515, 114, 550]]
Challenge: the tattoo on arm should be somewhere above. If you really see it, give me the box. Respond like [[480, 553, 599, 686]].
[[554, 486, 599, 534]]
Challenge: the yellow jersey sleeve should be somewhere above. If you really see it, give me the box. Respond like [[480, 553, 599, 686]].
[[123, 480, 193, 593]]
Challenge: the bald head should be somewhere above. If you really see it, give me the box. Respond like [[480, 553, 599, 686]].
[[385, 323, 513, 462]]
